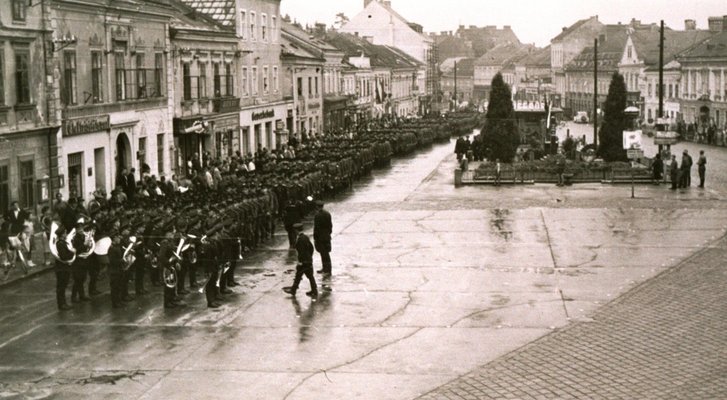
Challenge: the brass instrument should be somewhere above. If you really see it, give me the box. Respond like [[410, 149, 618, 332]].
[[49, 222, 76, 265], [122, 237, 139, 271]]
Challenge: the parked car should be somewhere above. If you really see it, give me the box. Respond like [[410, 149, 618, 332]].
[[573, 111, 589, 124]]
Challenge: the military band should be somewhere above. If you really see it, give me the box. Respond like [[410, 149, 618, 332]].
[[30, 114, 483, 311]]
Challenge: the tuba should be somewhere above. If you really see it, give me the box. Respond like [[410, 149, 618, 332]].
[[122, 237, 138, 271], [49, 222, 76, 265]]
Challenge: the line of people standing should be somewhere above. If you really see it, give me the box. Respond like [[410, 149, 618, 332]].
[[665, 149, 707, 190]]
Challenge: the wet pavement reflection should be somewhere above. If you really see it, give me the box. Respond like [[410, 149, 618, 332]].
[[1, 140, 727, 399]]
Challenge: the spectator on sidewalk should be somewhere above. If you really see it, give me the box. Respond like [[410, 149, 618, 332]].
[[4, 201, 29, 235], [698, 150, 707, 188], [670, 155, 679, 190], [652, 153, 663, 184]]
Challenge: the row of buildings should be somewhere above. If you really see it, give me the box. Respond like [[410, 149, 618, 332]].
[[0, 0, 435, 214], [435, 15, 727, 135]]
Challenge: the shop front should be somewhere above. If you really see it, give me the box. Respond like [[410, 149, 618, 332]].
[[324, 95, 350, 133], [240, 101, 290, 155], [60, 114, 114, 201]]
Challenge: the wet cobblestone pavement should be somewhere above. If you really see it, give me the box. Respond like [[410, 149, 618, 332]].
[[419, 235, 727, 399]]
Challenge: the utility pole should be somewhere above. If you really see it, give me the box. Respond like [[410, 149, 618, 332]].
[[453, 60, 458, 111], [658, 20, 665, 155], [593, 38, 598, 148]]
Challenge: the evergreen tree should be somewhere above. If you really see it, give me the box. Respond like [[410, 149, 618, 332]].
[[481, 73, 520, 162], [598, 73, 628, 161]]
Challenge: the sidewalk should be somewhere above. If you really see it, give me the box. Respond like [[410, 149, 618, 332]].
[[419, 235, 727, 400]]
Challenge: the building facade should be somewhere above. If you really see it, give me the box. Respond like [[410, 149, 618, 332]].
[[52, 0, 173, 201], [169, 2, 241, 176], [550, 16, 604, 108], [0, 0, 59, 213]]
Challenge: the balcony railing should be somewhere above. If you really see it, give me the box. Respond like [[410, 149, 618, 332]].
[[116, 68, 164, 101], [212, 97, 240, 113]]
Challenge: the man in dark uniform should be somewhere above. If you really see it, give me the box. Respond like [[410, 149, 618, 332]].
[[159, 229, 180, 309], [108, 234, 124, 308], [283, 223, 317, 298], [53, 225, 74, 310], [70, 218, 91, 303], [283, 201, 301, 248], [313, 201, 333, 276]]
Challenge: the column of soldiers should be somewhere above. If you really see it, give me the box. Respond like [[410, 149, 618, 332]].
[[46, 114, 483, 312]]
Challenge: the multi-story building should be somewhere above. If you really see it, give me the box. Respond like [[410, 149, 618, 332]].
[[281, 22, 326, 139], [676, 19, 727, 133], [564, 25, 631, 117], [440, 57, 474, 108], [340, 57, 375, 125], [183, 0, 290, 155], [455, 24, 520, 58], [513, 47, 554, 102], [550, 16, 604, 108], [620, 21, 712, 123], [0, 0, 59, 213], [169, 1, 241, 175], [474, 43, 531, 101], [340, 0, 433, 110], [326, 32, 420, 119], [51, 0, 173, 201]]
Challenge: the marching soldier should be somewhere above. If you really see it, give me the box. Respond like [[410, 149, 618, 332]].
[[52, 224, 75, 310], [108, 234, 124, 308], [283, 223, 318, 298]]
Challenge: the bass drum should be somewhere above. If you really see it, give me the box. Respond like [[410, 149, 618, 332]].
[[163, 266, 178, 289]]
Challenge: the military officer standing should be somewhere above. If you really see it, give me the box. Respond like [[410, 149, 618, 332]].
[[313, 201, 333, 276]]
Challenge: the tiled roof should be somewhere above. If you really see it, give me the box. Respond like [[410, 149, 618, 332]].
[[565, 24, 630, 71], [519, 46, 551, 67], [325, 32, 419, 69], [552, 17, 599, 42], [631, 29, 713, 65], [676, 30, 727, 60], [440, 57, 474, 76], [474, 43, 533, 67], [178, 0, 236, 27]]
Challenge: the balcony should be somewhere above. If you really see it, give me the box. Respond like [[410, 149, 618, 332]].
[[212, 96, 240, 113]]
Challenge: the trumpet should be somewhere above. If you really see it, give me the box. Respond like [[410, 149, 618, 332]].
[[122, 237, 140, 271]]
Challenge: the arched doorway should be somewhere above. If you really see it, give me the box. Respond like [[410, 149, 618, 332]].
[[116, 132, 132, 177]]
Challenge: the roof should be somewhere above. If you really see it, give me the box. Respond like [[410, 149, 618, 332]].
[[280, 22, 332, 61], [435, 34, 475, 60], [456, 25, 521, 57], [552, 16, 599, 42], [677, 30, 727, 60], [325, 32, 420, 70], [356, 0, 431, 43], [168, 0, 233, 32], [440, 57, 474, 76], [630, 28, 713, 65], [178, 0, 236, 28], [520, 46, 551, 67], [565, 24, 631, 71], [474, 43, 533, 67]]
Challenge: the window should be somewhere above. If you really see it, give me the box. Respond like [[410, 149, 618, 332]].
[[0, 53, 4, 105], [12, 0, 27, 22], [62, 51, 77, 105], [240, 10, 247, 40], [315, 76, 319, 96], [263, 66, 269, 93], [213, 63, 221, 97], [154, 53, 164, 97], [271, 17, 277, 42], [15, 49, 30, 104], [251, 67, 258, 95], [297, 77, 303, 96], [136, 53, 146, 98], [308, 77, 312, 97], [157, 134, 165, 176], [242, 67, 248, 96], [0, 165, 7, 213], [262, 14, 267, 41], [225, 63, 234, 96], [250, 12, 256, 41], [182, 62, 191, 101], [91, 51, 103, 103], [19, 160, 34, 208], [198, 62, 207, 98], [138, 137, 146, 165], [273, 66, 278, 92], [115, 52, 126, 100]]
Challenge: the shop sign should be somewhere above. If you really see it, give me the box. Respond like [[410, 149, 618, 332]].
[[63, 115, 110, 137], [252, 109, 275, 121]]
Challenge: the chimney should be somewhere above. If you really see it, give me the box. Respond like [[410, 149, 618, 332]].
[[314, 22, 326, 36], [562, 27, 568, 32], [708, 16, 723, 32], [503, 25, 511, 30], [382, 0, 391, 7], [630, 18, 641, 27], [685, 19, 696, 30]]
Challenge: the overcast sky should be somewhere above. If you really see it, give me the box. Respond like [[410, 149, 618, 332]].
[[281, 0, 727, 47]]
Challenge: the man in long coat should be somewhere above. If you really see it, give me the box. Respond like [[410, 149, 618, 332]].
[[313, 201, 332, 275]]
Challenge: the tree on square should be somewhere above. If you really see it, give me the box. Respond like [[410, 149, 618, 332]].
[[481, 73, 520, 162], [598, 72, 628, 162]]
